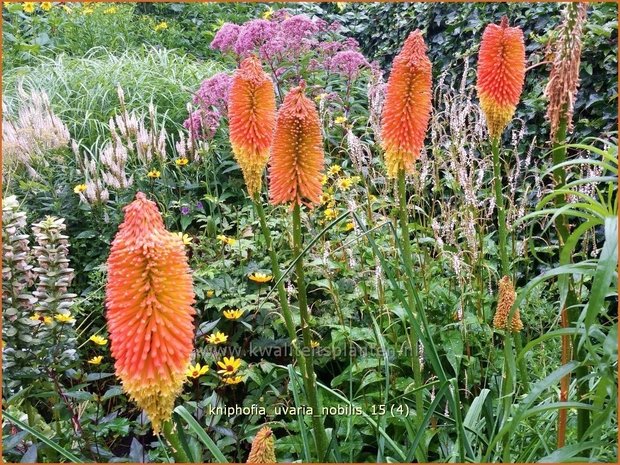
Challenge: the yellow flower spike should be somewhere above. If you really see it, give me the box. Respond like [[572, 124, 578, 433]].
[[89, 335, 108, 346], [175, 158, 189, 167], [206, 332, 228, 345], [54, 313, 75, 324], [88, 356, 104, 365], [493, 276, 524, 332], [223, 309, 244, 320], [147, 169, 161, 179], [74, 184, 87, 194], [248, 272, 273, 283], [173, 232, 192, 246], [186, 363, 209, 379], [217, 356, 241, 376], [223, 375, 243, 385]]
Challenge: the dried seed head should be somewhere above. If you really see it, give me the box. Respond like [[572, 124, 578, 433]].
[[247, 426, 276, 463], [493, 275, 523, 332]]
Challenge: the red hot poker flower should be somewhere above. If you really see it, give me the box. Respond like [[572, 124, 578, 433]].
[[476, 16, 526, 140], [268, 81, 324, 208], [381, 30, 432, 178], [106, 192, 195, 433], [228, 56, 277, 197]]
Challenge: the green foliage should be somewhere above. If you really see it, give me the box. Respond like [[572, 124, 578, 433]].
[[2, 3, 617, 464], [312, 2, 618, 141]]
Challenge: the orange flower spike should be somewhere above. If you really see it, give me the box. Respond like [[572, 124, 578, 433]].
[[269, 81, 324, 208], [381, 30, 432, 179], [229, 56, 277, 197], [105, 192, 195, 434], [476, 16, 526, 140]]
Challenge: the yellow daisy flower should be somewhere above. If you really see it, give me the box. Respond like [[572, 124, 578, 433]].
[[82, 6, 94, 14], [89, 335, 108, 346], [216, 234, 237, 246], [73, 184, 87, 194], [206, 290, 215, 298], [173, 232, 192, 246], [175, 157, 189, 166], [327, 165, 342, 176], [103, 6, 118, 14], [54, 313, 75, 324], [334, 115, 347, 125], [40, 2, 52, 11], [223, 309, 244, 320], [217, 356, 241, 376], [324, 208, 338, 221], [206, 332, 228, 345], [88, 356, 103, 365], [186, 363, 209, 379], [29, 313, 52, 325], [23, 2, 35, 13], [222, 375, 243, 385], [337, 177, 354, 191], [154, 21, 168, 32], [343, 222, 355, 232], [248, 272, 272, 283], [147, 169, 161, 179], [310, 340, 320, 349], [321, 175, 328, 186], [262, 8, 273, 20]]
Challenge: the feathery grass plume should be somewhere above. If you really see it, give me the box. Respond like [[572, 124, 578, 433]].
[[493, 276, 523, 332], [229, 56, 277, 197], [106, 192, 195, 433], [476, 16, 526, 140], [247, 426, 276, 463], [268, 81, 324, 208], [380, 30, 432, 178], [545, 3, 588, 141]]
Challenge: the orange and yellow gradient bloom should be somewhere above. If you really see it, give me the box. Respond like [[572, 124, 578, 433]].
[[476, 16, 526, 140], [268, 81, 324, 208], [228, 56, 277, 197], [381, 30, 432, 178], [105, 192, 195, 433]]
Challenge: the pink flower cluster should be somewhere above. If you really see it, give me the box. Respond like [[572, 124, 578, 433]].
[[186, 9, 373, 142]]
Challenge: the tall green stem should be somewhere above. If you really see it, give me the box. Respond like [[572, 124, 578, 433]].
[[397, 170, 423, 420], [551, 117, 590, 439], [292, 203, 329, 460], [162, 420, 190, 463], [491, 138, 509, 276]]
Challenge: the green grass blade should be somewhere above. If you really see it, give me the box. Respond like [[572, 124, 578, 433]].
[[174, 405, 228, 463]]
